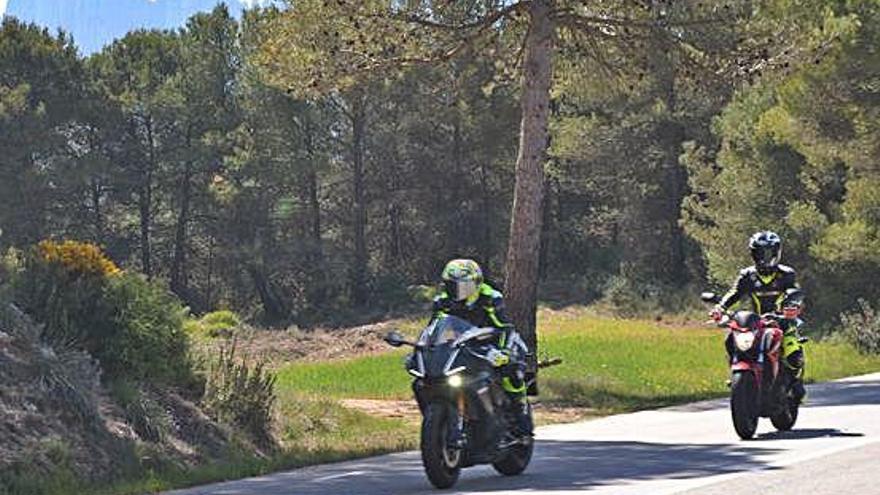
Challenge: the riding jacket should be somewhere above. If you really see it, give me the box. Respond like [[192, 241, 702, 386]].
[[719, 264, 798, 316]]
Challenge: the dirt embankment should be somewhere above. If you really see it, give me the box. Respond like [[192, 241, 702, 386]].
[[0, 304, 245, 490]]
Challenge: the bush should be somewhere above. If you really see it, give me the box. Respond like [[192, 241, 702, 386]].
[[185, 310, 241, 339], [840, 299, 880, 354], [203, 340, 277, 447], [11, 240, 194, 386], [102, 274, 194, 385], [13, 240, 117, 349]]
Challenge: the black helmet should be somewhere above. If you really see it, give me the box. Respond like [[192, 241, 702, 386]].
[[749, 231, 782, 273], [782, 288, 805, 309]]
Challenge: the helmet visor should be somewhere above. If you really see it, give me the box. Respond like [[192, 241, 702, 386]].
[[751, 245, 780, 268], [446, 280, 478, 301]]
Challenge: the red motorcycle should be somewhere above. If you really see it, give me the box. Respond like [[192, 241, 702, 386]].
[[701, 290, 807, 440]]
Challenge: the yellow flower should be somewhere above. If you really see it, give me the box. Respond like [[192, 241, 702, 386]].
[[36, 240, 121, 277]]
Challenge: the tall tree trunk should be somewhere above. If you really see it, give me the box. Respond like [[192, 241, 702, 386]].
[[350, 94, 369, 306], [139, 117, 155, 278], [304, 124, 323, 262], [247, 264, 288, 324], [504, 0, 554, 365], [90, 180, 105, 244], [479, 162, 493, 266], [307, 168, 323, 259], [171, 160, 192, 299]]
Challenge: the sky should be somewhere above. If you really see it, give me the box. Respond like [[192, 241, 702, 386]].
[[1, 0, 272, 55]]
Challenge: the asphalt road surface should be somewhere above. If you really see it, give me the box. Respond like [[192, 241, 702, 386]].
[[168, 372, 880, 495]]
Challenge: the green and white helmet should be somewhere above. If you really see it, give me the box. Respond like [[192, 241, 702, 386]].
[[441, 259, 484, 302]]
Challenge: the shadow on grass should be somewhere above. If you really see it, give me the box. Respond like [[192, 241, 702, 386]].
[[163, 439, 781, 495]]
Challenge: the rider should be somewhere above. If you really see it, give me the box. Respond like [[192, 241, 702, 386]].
[[432, 259, 532, 438], [711, 231, 806, 402]]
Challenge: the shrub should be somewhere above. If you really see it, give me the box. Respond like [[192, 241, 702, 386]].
[[602, 276, 664, 318], [36, 240, 120, 277], [103, 274, 194, 385], [185, 310, 241, 339], [12, 240, 194, 387], [203, 340, 277, 448], [840, 299, 880, 354], [13, 241, 116, 349], [108, 381, 167, 443]]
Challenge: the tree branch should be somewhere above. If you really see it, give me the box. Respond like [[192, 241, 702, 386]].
[[395, 1, 529, 31]]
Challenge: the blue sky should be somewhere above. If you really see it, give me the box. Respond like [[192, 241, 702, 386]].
[[1, 0, 272, 55]]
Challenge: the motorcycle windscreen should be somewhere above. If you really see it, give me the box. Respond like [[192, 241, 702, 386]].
[[420, 315, 477, 346]]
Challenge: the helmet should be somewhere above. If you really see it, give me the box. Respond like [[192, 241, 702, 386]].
[[441, 259, 483, 302], [782, 288, 805, 319], [749, 231, 782, 273]]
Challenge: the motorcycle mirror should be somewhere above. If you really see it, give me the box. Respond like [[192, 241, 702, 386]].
[[383, 331, 406, 348], [700, 292, 720, 304]]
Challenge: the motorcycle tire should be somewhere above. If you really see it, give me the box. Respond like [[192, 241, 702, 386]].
[[421, 402, 461, 489], [492, 404, 534, 476], [730, 371, 759, 440], [770, 399, 799, 431]]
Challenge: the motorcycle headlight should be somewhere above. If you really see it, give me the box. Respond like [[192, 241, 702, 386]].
[[447, 374, 464, 388], [734, 331, 756, 352]]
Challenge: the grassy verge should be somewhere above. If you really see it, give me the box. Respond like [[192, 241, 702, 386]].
[[276, 309, 880, 411]]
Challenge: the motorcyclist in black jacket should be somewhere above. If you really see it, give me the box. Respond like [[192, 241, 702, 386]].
[[711, 231, 806, 402]]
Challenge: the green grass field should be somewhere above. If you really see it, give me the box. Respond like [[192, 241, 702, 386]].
[[275, 310, 880, 412]]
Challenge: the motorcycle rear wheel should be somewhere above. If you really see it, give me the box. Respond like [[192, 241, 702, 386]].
[[770, 397, 799, 431], [730, 371, 759, 440], [492, 437, 534, 476], [492, 404, 535, 476], [421, 403, 461, 489]]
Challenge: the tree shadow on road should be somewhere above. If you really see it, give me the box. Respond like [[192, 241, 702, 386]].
[[450, 439, 781, 494], [801, 380, 880, 408], [174, 439, 782, 495]]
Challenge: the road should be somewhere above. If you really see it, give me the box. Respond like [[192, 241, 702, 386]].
[[168, 373, 880, 495]]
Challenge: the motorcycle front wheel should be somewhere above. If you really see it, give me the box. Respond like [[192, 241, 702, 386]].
[[421, 402, 461, 489], [730, 371, 759, 440]]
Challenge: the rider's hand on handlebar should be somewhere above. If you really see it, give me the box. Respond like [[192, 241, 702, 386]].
[[486, 348, 510, 368], [710, 306, 724, 322]]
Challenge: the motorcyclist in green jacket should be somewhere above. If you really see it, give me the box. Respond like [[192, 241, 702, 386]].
[[431, 259, 532, 438]]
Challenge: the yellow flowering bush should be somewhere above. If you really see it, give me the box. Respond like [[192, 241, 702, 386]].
[[12, 240, 194, 386], [37, 240, 121, 277]]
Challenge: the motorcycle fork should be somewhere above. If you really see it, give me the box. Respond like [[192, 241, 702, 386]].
[[448, 392, 466, 448], [458, 393, 466, 433]]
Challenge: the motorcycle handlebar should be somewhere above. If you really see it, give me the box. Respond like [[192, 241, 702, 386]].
[[537, 357, 563, 369]]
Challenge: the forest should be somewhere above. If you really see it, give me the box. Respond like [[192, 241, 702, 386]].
[[2, 0, 879, 335]]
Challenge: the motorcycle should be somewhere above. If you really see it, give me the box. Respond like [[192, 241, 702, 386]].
[[384, 315, 559, 489], [701, 288, 808, 440]]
